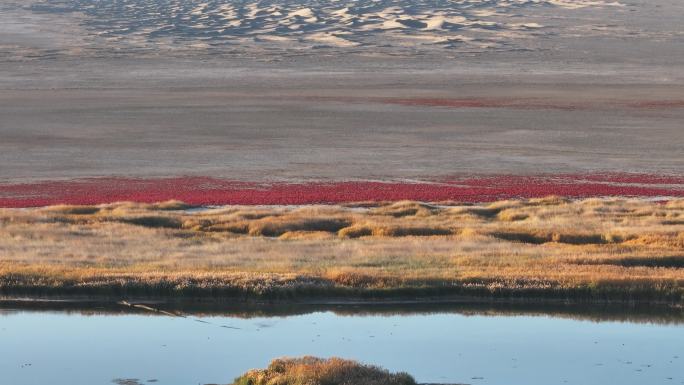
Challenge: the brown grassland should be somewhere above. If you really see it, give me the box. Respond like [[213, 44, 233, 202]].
[[0, 197, 683, 304], [232, 356, 416, 385]]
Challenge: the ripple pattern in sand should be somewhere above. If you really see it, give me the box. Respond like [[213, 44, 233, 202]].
[[25, 0, 624, 54]]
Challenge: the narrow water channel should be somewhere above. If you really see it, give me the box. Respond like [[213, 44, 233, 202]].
[[1, 303, 682, 385]]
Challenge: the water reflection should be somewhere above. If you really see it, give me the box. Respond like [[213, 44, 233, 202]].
[[0, 300, 682, 385], [2, 298, 683, 324]]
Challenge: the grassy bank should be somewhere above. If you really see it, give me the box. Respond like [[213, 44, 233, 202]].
[[0, 198, 683, 304]]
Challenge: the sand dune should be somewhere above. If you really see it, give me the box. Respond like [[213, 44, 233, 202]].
[[5, 0, 636, 56]]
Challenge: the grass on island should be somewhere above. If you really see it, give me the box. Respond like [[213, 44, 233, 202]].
[[232, 357, 416, 385], [0, 197, 683, 303]]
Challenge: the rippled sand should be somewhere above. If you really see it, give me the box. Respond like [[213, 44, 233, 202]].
[[1, 0, 635, 57], [2, 0, 683, 59]]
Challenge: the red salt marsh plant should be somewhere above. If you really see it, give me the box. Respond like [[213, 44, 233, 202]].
[[0, 173, 682, 208], [309, 96, 684, 111]]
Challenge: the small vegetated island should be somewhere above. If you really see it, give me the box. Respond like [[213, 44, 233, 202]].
[[1, 196, 682, 305], [231, 357, 417, 385]]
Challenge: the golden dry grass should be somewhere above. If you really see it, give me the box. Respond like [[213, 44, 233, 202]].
[[0, 198, 683, 303], [232, 357, 416, 385]]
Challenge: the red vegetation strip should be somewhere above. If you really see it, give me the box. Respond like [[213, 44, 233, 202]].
[[309, 96, 684, 110], [380, 98, 584, 110], [0, 174, 682, 208], [380, 98, 684, 110]]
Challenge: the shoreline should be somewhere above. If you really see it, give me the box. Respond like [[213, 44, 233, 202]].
[[2, 295, 683, 325], [1, 275, 682, 308], [2, 292, 683, 309]]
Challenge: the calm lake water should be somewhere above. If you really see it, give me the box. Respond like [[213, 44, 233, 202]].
[[1, 303, 682, 385]]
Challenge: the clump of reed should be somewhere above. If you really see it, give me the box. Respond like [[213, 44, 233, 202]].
[[232, 357, 416, 385]]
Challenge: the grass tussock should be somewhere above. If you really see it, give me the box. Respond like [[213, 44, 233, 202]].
[[279, 231, 336, 240], [367, 225, 453, 237], [148, 200, 195, 211], [248, 217, 352, 237], [490, 231, 608, 245], [337, 225, 374, 238], [232, 357, 416, 385], [624, 233, 684, 248], [571, 256, 684, 268], [338, 224, 452, 238], [118, 215, 183, 229], [1, 197, 683, 304], [369, 201, 438, 217], [42, 205, 101, 215]]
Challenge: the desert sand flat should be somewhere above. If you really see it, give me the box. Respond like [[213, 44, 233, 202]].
[[1, 0, 683, 184], [1, 67, 683, 182]]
